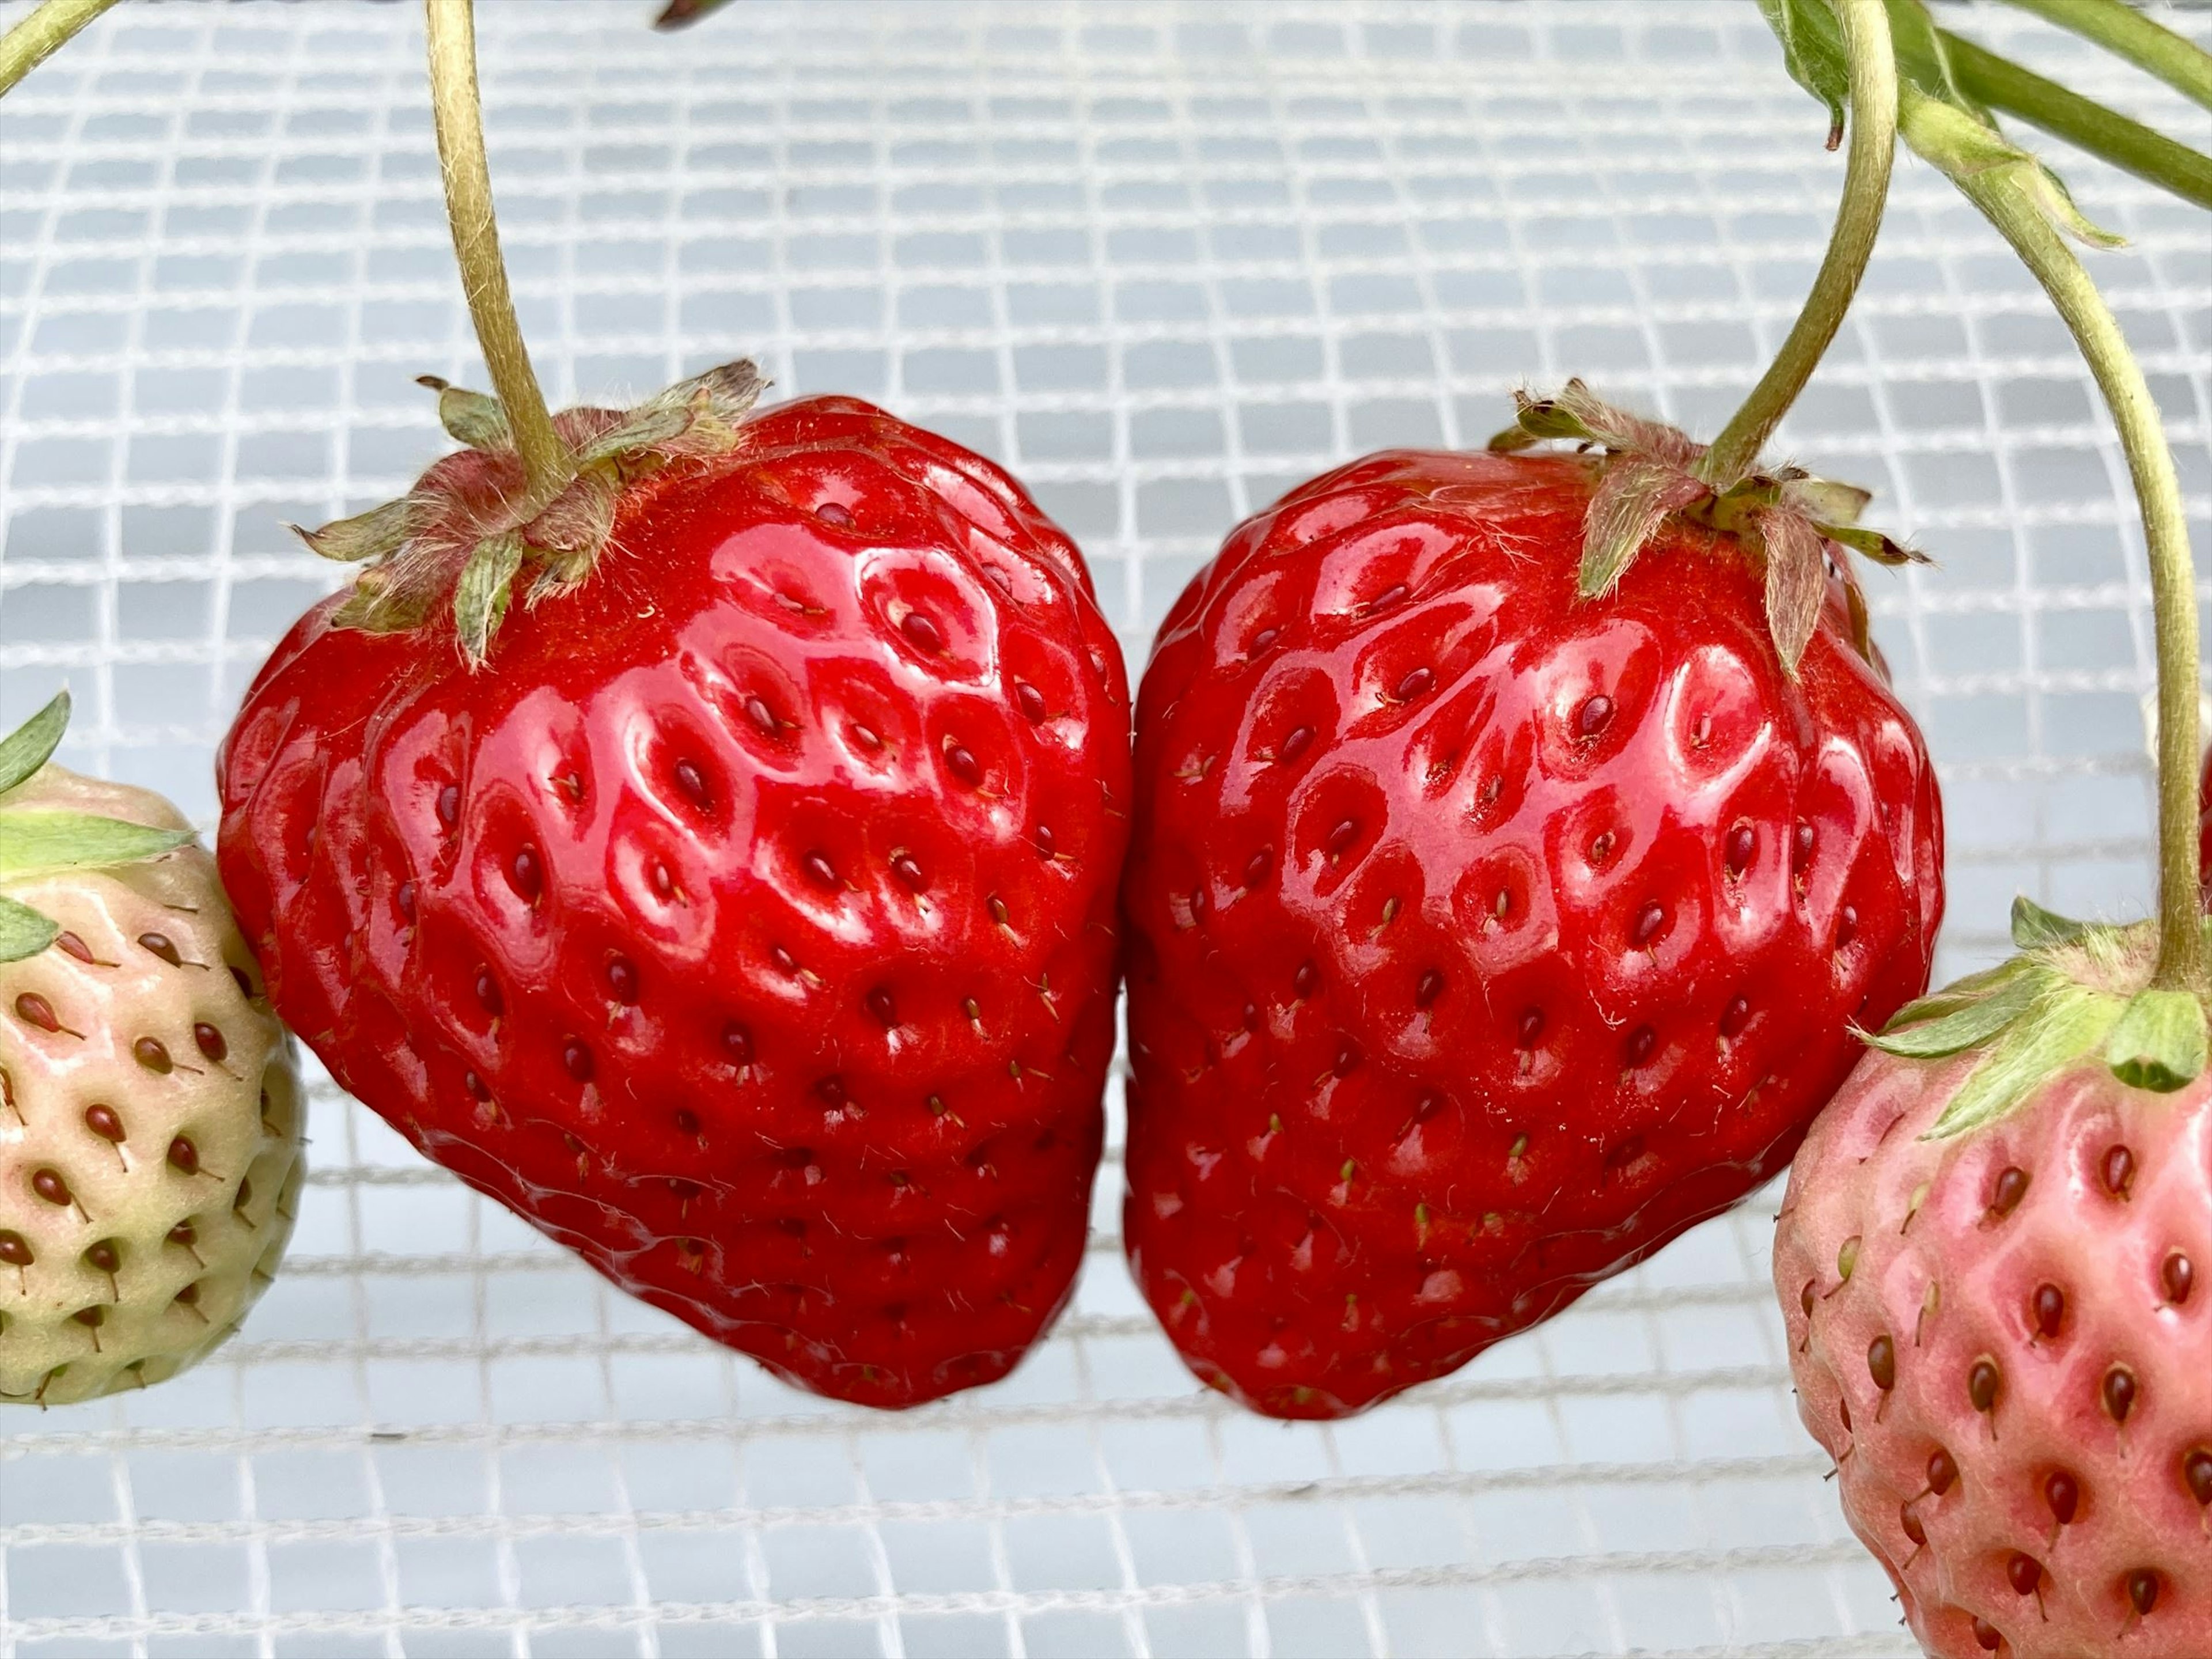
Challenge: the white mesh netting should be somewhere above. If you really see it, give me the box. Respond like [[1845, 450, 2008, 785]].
[[2, 2, 2209, 1654]]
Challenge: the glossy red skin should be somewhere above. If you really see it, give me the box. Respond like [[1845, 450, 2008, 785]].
[[217, 396, 1130, 1408], [1123, 450, 1944, 1418]]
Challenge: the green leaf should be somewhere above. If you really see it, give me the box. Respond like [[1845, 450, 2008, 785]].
[[291, 498, 416, 564], [418, 376, 514, 452], [0, 688, 71, 797], [0, 810, 193, 878], [2104, 987, 2207, 1092], [1865, 966, 2044, 1058], [0, 894, 60, 963], [1756, 0, 1851, 144], [452, 533, 527, 668], [1925, 983, 2123, 1138], [2011, 892, 2089, 950], [1577, 457, 1709, 599]]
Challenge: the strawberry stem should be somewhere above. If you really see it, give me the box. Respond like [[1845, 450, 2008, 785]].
[[1699, 0, 1896, 490], [423, 0, 568, 503], [1985, 0, 2212, 112], [1938, 137, 2203, 993], [0, 0, 125, 98]]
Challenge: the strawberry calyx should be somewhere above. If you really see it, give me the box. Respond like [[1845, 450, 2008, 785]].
[[1487, 378, 1925, 677], [0, 689, 195, 963], [296, 359, 767, 667], [1864, 894, 2212, 1139]]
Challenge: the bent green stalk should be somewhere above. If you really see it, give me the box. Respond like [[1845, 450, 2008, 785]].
[[1933, 118, 2204, 993], [1943, 30, 2212, 212], [1989, 0, 2212, 114], [423, 0, 568, 502], [0, 0, 124, 99], [1700, 0, 1897, 488]]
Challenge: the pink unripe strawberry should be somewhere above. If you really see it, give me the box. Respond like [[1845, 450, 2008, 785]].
[[0, 692, 304, 1405]]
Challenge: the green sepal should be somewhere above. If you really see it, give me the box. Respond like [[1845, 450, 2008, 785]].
[[2011, 892, 2089, 950], [0, 810, 193, 878], [1865, 964, 2044, 1058], [452, 533, 527, 669], [1814, 520, 1925, 567], [2104, 987, 2207, 1093], [1578, 457, 1710, 599], [0, 894, 60, 964], [290, 498, 418, 564], [1925, 982, 2124, 1139], [1884, 959, 2035, 1030], [1753, 506, 1828, 679], [0, 690, 71, 798], [418, 376, 515, 451], [1779, 476, 1872, 527], [1899, 83, 2124, 249]]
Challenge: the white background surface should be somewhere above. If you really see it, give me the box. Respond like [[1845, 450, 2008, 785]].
[[2, 2, 2209, 1654]]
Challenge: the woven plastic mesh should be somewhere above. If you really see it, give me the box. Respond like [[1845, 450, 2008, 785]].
[[2, 1, 2209, 1654]]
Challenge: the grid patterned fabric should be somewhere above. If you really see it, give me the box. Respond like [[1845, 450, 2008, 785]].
[[2, 2, 2209, 1654]]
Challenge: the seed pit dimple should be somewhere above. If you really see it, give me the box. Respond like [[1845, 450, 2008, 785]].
[[475, 970, 503, 1018], [1415, 969, 1444, 1009], [1990, 1166, 2030, 1218], [2163, 1251, 2194, 1304], [1623, 1025, 1656, 1067], [1631, 902, 1665, 946], [1577, 694, 1613, 737], [2101, 1144, 2135, 1197], [1719, 995, 1752, 1038], [1327, 819, 1358, 858], [802, 850, 839, 889], [866, 987, 897, 1028], [1725, 824, 1755, 877], [2044, 1471, 2078, 1525], [1868, 1334, 1895, 1391], [509, 846, 543, 902], [1604, 1134, 1645, 1170], [230, 966, 256, 999], [1518, 1008, 1544, 1048], [2102, 1363, 2137, 1424], [605, 956, 639, 1004], [138, 932, 182, 966], [134, 1037, 172, 1074], [900, 612, 945, 654], [437, 785, 460, 830], [1835, 905, 1857, 949], [2127, 1569, 2161, 1616], [562, 1041, 594, 1084], [673, 759, 711, 810], [464, 1071, 490, 1101], [1968, 1357, 2001, 1414], [194, 1022, 226, 1063], [2032, 1283, 2064, 1339], [1014, 681, 1047, 722], [674, 1109, 700, 1137], [1293, 961, 1319, 998], [815, 1075, 846, 1107], [1244, 847, 1272, 886], [395, 884, 417, 925]]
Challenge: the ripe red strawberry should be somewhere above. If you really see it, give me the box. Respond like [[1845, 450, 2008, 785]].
[[1122, 387, 1944, 1417], [217, 369, 1130, 1408]]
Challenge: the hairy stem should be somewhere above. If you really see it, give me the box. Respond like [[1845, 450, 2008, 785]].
[[1700, 0, 1897, 487], [0, 0, 125, 99], [1949, 160, 2203, 990], [423, 0, 566, 500], [1987, 0, 2212, 113], [1944, 30, 2212, 211]]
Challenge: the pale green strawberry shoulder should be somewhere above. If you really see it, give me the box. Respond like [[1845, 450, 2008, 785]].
[[0, 690, 198, 964]]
